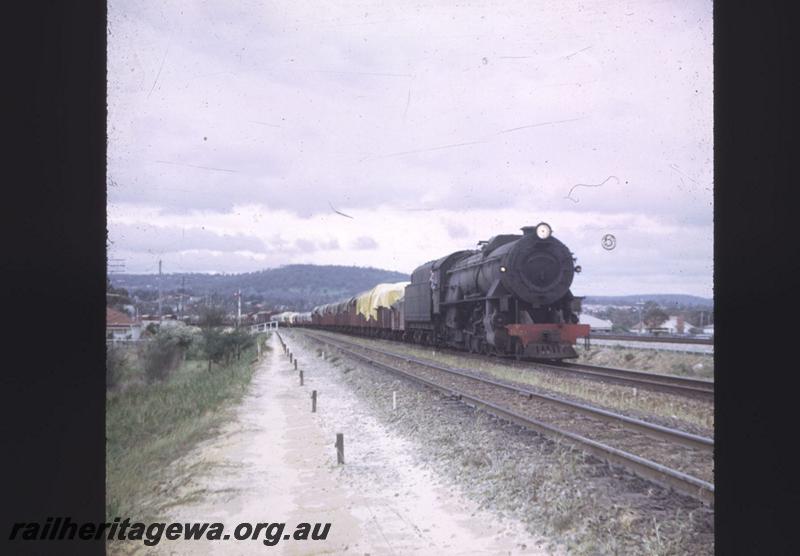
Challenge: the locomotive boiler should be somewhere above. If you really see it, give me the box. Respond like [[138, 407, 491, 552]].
[[403, 223, 589, 359]]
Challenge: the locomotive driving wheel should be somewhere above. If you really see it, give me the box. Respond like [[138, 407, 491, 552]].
[[471, 336, 481, 354], [514, 340, 525, 361]]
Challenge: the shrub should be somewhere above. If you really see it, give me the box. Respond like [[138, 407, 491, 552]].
[[671, 362, 693, 376], [141, 334, 182, 382], [226, 328, 255, 361], [202, 327, 256, 370], [106, 345, 128, 389], [201, 328, 227, 371], [159, 324, 199, 362]]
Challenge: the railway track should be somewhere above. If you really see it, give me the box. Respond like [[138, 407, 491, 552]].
[[451, 353, 713, 399], [534, 361, 713, 400], [299, 329, 714, 505], [299, 327, 714, 400]]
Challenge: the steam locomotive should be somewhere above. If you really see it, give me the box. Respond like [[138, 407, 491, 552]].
[[284, 223, 590, 360]]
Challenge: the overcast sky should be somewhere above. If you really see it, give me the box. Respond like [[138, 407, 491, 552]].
[[107, 0, 713, 297]]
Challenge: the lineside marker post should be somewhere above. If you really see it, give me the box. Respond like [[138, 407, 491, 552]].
[[300, 370, 304, 386], [312, 390, 317, 412], [335, 433, 344, 464], [392, 391, 397, 411]]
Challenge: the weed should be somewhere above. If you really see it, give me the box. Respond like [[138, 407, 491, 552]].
[[106, 345, 258, 518]]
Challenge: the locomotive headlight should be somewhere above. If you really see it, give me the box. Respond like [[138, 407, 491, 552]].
[[500, 266, 507, 273], [535, 222, 552, 239]]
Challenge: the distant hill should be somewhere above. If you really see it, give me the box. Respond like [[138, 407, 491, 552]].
[[583, 294, 713, 308], [110, 265, 712, 312], [110, 264, 410, 311]]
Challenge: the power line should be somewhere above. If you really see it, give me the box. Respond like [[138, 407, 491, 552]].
[[108, 257, 126, 274]]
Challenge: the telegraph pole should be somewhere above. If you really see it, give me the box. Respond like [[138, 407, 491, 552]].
[[179, 276, 185, 321], [236, 289, 242, 329], [636, 300, 644, 334], [158, 259, 163, 325], [108, 258, 126, 274]]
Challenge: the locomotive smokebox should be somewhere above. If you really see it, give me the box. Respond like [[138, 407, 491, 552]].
[[443, 223, 575, 309], [500, 228, 574, 307]]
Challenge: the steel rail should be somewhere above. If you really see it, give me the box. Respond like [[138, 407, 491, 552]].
[[425, 343, 714, 399], [310, 331, 712, 451], [557, 361, 713, 390], [537, 361, 714, 400], [302, 330, 714, 505], [297, 325, 714, 399]]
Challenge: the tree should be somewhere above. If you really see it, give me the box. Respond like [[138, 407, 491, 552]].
[[201, 328, 228, 372], [106, 345, 127, 389], [643, 302, 669, 328], [141, 332, 183, 382], [106, 277, 133, 309], [226, 328, 254, 362], [198, 303, 226, 329], [158, 324, 196, 362]]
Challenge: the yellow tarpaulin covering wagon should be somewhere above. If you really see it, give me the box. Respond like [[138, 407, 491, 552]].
[[355, 282, 409, 327]]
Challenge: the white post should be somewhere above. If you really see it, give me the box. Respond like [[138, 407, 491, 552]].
[[392, 391, 397, 410]]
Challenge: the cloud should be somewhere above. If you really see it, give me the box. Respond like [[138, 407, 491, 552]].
[[293, 237, 341, 253], [445, 221, 470, 239], [108, 202, 712, 296], [108, 222, 266, 254], [351, 236, 378, 250], [107, 0, 713, 296]]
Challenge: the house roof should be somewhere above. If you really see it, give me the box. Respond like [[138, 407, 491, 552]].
[[107, 307, 136, 326]]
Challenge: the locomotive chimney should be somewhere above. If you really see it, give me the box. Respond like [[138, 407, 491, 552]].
[[521, 226, 536, 236]]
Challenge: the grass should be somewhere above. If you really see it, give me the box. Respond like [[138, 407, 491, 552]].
[[106, 335, 268, 519], [575, 344, 714, 379]]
